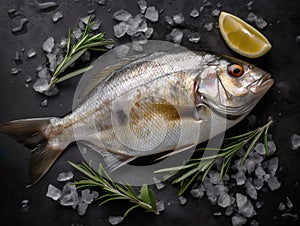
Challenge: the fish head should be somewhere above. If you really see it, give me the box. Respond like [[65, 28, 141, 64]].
[[196, 55, 274, 117]]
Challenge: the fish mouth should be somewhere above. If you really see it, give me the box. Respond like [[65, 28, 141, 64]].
[[248, 73, 274, 94]]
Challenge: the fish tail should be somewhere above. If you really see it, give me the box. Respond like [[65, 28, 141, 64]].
[[0, 117, 64, 187]]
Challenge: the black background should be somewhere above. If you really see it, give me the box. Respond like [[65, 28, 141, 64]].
[[0, 0, 299, 225]]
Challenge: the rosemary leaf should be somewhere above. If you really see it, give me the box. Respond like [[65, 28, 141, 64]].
[[156, 120, 273, 195], [70, 162, 159, 217], [49, 17, 114, 87], [55, 65, 94, 84]]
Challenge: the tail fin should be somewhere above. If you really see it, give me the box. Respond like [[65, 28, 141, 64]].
[[0, 118, 64, 187]]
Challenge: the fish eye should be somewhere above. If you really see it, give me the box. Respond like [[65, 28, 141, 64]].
[[227, 64, 244, 78]]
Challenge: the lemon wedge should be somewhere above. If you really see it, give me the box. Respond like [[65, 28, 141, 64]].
[[219, 11, 272, 58]]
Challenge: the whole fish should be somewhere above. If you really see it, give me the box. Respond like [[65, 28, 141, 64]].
[[0, 50, 274, 186]]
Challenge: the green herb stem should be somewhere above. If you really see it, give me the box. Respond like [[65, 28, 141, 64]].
[[155, 120, 273, 195], [69, 162, 159, 217]]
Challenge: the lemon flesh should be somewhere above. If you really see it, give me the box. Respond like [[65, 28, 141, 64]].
[[219, 12, 272, 58]]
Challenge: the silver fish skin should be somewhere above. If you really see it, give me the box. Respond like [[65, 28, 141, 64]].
[[0, 50, 274, 186]]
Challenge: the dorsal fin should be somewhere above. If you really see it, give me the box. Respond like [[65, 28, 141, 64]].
[[75, 53, 148, 105]]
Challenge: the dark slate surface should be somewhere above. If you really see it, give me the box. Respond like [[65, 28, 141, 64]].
[[0, 0, 299, 225]]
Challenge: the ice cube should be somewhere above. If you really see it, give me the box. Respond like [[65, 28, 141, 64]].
[[267, 176, 281, 191], [204, 22, 214, 31], [178, 196, 187, 206], [8, 8, 19, 18], [166, 28, 183, 44], [267, 141, 276, 154], [46, 53, 57, 72], [255, 200, 263, 209], [164, 16, 174, 26], [127, 14, 148, 35], [211, 8, 220, 17], [91, 19, 101, 30], [281, 213, 299, 221], [116, 45, 129, 58], [246, 12, 257, 23], [218, 193, 231, 208], [113, 10, 132, 22], [57, 171, 74, 182], [225, 206, 234, 216], [108, 216, 124, 225], [286, 196, 293, 209], [213, 211, 222, 216], [59, 37, 68, 48], [187, 32, 201, 43], [296, 36, 300, 44], [33, 78, 50, 93], [137, 0, 147, 14], [80, 15, 94, 24], [131, 32, 147, 44], [236, 193, 247, 208], [232, 171, 246, 185], [290, 134, 300, 150], [27, 49, 37, 58], [36, 1, 58, 10], [156, 200, 165, 212], [21, 199, 30, 212], [52, 11, 63, 22], [43, 37, 55, 53], [245, 180, 257, 200], [96, 0, 106, 5], [246, 1, 253, 11], [231, 214, 247, 226], [77, 201, 88, 216], [173, 13, 185, 25], [245, 159, 256, 174], [265, 157, 278, 176], [46, 184, 62, 201], [250, 219, 259, 226], [73, 28, 83, 40], [253, 177, 264, 190], [40, 99, 48, 107], [91, 191, 99, 199], [81, 51, 91, 62], [248, 152, 264, 164], [254, 143, 265, 155], [208, 195, 217, 205], [59, 183, 79, 206], [255, 17, 267, 30], [145, 27, 154, 38], [81, 189, 94, 204], [153, 177, 166, 190], [12, 18, 29, 34], [190, 188, 204, 199], [209, 171, 220, 185], [14, 51, 21, 63], [25, 76, 32, 83], [190, 9, 199, 18], [239, 200, 256, 218], [43, 84, 59, 97], [278, 202, 286, 211], [213, 184, 229, 196], [11, 68, 19, 75], [216, 2, 222, 8], [145, 6, 159, 22], [113, 22, 128, 38]]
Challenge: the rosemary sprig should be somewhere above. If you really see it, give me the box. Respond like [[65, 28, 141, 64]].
[[49, 17, 114, 87], [69, 162, 159, 217], [155, 120, 273, 196]]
